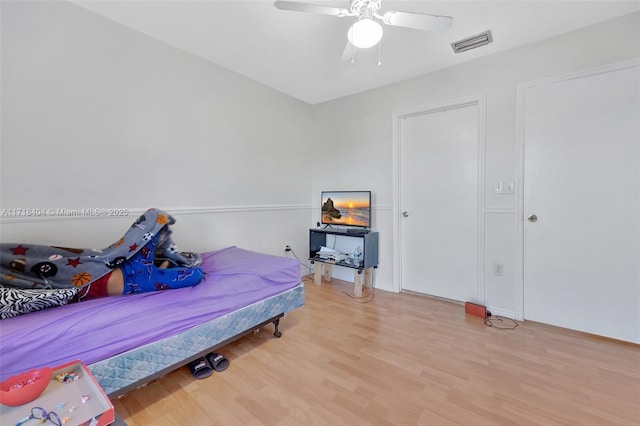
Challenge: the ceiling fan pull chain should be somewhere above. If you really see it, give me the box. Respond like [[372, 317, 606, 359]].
[[378, 41, 382, 66]]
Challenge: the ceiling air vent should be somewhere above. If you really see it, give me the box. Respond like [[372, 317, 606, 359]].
[[451, 30, 493, 53]]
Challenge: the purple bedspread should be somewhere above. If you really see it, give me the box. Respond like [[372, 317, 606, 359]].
[[0, 246, 301, 382]]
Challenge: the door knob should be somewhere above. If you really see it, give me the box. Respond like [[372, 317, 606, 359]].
[[527, 214, 538, 223], [402, 211, 409, 217]]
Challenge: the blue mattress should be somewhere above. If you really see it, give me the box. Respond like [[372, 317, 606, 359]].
[[90, 282, 304, 396]]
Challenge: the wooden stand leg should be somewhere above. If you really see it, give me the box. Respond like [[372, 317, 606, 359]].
[[354, 270, 363, 297], [364, 268, 373, 291], [313, 263, 323, 286], [353, 268, 373, 297], [313, 263, 333, 286], [323, 264, 332, 282]]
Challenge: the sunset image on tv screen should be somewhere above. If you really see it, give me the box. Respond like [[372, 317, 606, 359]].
[[321, 192, 370, 227]]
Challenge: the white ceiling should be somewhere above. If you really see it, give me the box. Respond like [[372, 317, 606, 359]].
[[72, 0, 640, 104]]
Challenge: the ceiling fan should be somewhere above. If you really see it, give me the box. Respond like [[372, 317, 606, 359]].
[[274, 0, 453, 54]]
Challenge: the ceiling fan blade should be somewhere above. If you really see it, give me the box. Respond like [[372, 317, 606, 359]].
[[274, 1, 348, 17], [340, 41, 358, 63], [382, 10, 453, 32]]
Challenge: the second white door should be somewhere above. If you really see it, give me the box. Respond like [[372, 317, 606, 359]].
[[521, 61, 640, 343]]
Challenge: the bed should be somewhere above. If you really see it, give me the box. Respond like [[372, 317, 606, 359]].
[[0, 246, 305, 398]]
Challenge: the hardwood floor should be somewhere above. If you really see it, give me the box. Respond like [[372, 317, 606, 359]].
[[113, 277, 640, 425]]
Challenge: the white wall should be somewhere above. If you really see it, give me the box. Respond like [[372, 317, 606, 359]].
[[311, 12, 640, 316], [0, 0, 314, 259]]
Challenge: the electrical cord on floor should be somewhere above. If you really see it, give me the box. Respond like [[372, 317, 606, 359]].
[[484, 315, 519, 330]]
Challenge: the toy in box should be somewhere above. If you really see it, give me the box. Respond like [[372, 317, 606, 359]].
[[0, 360, 114, 426]]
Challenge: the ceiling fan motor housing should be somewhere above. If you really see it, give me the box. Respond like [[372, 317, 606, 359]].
[[350, 0, 382, 17]]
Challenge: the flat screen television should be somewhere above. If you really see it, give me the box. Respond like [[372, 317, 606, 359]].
[[321, 191, 371, 228]]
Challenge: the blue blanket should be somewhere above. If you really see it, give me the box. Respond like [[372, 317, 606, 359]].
[[0, 208, 193, 290]]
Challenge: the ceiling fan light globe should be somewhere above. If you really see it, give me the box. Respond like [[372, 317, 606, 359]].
[[347, 18, 383, 49]]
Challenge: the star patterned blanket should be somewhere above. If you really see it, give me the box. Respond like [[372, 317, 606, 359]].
[[0, 208, 195, 318]]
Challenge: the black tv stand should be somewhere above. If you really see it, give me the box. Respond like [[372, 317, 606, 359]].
[[308, 228, 378, 297]]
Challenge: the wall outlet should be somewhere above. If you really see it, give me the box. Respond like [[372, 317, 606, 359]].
[[284, 245, 292, 252], [493, 263, 504, 276]]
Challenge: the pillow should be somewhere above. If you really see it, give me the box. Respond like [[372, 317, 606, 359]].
[[0, 287, 79, 319]]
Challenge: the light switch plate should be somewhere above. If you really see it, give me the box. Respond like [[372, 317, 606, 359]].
[[505, 181, 515, 194]]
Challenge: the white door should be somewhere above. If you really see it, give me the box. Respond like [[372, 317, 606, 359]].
[[399, 99, 483, 301], [521, 61, 640, 343]]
